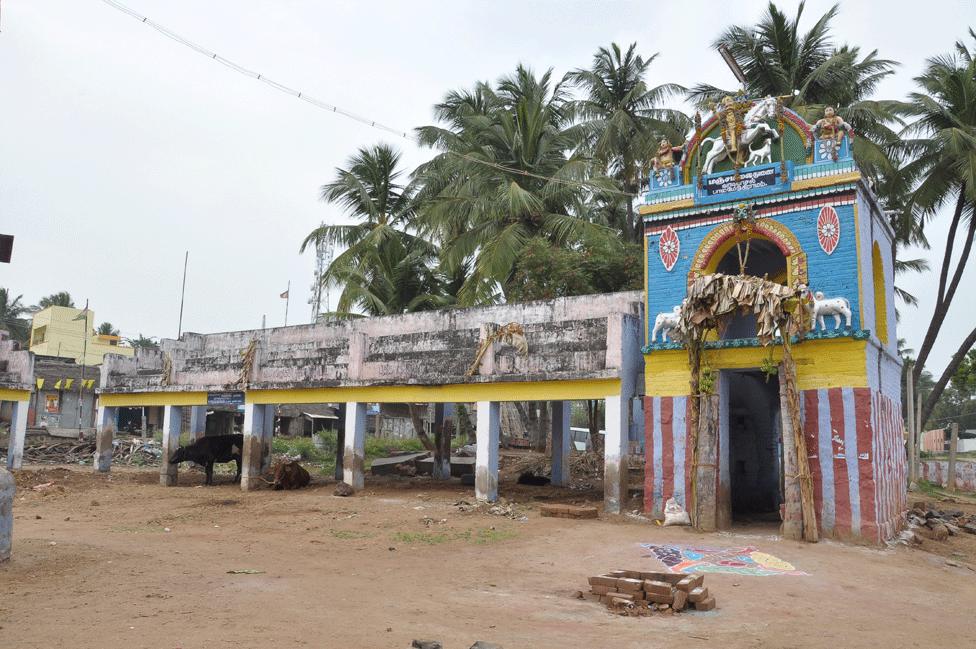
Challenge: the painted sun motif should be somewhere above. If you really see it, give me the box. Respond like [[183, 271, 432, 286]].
[[659, 226, 680, 271], [817, 206, 840, 255]]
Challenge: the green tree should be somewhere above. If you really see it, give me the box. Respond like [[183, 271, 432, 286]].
[[415, 65, 609, 305], [125, 334, 159, 350], [898, 30, 976, 428], [324, 234, 442, 317], [688, 2, 902, 183], [301, 144, 433, 313], [0, 288, 30, 344], [37, 291, 75, 309], [97, 322, 120, 336], [506, 237, 643, 303], [566, 42, 689, 242]]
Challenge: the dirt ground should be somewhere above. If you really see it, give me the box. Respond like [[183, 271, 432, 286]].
[[2, 465, 975, 649]]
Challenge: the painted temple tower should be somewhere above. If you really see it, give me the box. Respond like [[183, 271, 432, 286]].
[[640, 96, 906, 543]]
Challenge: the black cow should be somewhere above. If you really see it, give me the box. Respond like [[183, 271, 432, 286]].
[[169, 434, 244, 485]]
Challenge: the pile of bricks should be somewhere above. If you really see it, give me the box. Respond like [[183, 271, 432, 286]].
[[584, 570, 716, 615]]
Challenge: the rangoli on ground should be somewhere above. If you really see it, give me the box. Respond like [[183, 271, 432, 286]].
[[640, 543, 808, 576]]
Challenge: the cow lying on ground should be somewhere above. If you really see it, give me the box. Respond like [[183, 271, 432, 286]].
[[169, 434, 244, 485], [267, 459, 310, 490]]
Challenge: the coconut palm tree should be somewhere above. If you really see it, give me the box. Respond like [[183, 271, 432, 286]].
[[97, 322, 120, 336], [36, 291, 75, 309], [566, 42, 690, 242], [687, 2, 902, 183], [415, 65, 610, 305], [301, 144, 429, 292], [898, 30, 976, 428], [0, 288, 30, 344], [324, 234, 442, 318], [125, 334, 159, 350]]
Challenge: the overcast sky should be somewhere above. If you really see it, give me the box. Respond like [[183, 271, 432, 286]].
[[1, 0, 973, 376]]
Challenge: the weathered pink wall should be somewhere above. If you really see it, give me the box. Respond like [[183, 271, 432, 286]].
[[921, 460, 976, 492]]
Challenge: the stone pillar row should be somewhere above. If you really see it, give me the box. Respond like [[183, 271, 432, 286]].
[[4, 400, 29, 471], [90, 397, 631, 513]]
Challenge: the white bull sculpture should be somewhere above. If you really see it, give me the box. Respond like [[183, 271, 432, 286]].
[[652, 305, 682, 342], [810, 291, 852, 331]]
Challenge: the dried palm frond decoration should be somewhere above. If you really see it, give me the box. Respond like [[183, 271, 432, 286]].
[[676, 271, 819, 543], [466, 323, 528, 377], [235, 339, 258, 389]]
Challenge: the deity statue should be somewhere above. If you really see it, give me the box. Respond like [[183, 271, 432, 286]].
[[652, 137, 682, 171], [710, 95, 752, 165], [813, 106, 851, 161]]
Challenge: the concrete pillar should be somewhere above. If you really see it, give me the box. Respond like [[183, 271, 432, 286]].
[[475, 401, 500, 502], [241, 403, 267, 491], [0, 467, 13, 562], [94, 404, 118, 473], [160, 405, 183, 486], [334, 404, 346, 481], [342, 402, 367, 490], [603, 394, 629, 514], [432, 402, 451, 480], [5, 400, 29, 470], [262, 405, 276, 473], [188, 406, 207, 442], [550, 400, 571, 487]]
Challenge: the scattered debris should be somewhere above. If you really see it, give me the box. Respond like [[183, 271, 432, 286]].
[[907, 500, 976, 541], [454, 498, 527, 521], [583, 569, 716, 615], [411, 641, 443, 649], [10, 438, 163, 466], [410, 641, 501, 649], [539, 504, 598, 519]]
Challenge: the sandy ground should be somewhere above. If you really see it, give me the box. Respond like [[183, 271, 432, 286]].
[[2, 465, 975, 649]]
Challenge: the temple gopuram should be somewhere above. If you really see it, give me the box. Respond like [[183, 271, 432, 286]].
[[640, 95, 906, 543]]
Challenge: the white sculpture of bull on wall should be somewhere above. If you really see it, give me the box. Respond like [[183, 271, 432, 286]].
[[810, 290, 852, 331], [652, 305, 682, 342]]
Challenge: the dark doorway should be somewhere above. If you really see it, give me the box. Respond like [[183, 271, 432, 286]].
[[727, 370, 782, 521]]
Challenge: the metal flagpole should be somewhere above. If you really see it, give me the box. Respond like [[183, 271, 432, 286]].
[[283, 281, 290, 326], [76, 300, 89, 440], [177, 250, 188, 338]]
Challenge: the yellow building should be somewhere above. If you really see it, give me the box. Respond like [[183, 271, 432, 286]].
[[29, 306, 134, 366]]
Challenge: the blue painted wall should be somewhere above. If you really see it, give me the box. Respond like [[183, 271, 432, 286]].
[[645, 201, 862, 341]]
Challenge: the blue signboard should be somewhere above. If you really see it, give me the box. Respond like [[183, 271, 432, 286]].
[[695, 161, 793, 205]]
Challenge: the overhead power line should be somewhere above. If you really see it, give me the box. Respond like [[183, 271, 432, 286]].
[[97, 0, 634, 198]]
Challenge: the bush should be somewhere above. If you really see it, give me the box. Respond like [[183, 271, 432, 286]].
[[365, 436, 426, 460]]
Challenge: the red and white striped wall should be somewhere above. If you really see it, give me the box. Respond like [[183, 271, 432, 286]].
[[643, 396, 693, 520], [643, 389, 907, 543]]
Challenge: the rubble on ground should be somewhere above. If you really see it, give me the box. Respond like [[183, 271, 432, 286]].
[[582, 569, 716, 616], [410, 642, 502, 649], [907, 500, 976, 541], [454, 497, 527, 521], [5, 438, 163, 466], [333, 481, 355, 497]]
